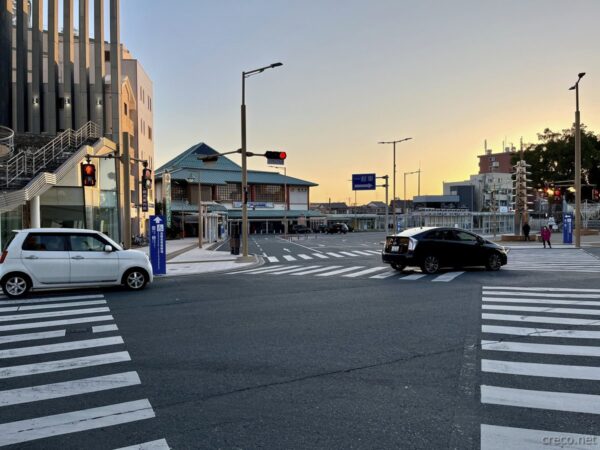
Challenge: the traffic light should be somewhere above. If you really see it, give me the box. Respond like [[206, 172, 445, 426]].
[[141, 167, 152, 190], [81, 163, 96, 187], [264, 151, 287, 161], [593, 188, 599, 201]]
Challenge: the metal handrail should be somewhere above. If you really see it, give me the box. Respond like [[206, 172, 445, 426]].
[[0, 126, 14, 156]]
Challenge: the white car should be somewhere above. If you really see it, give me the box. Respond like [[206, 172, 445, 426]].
[[0, 228, 153, 298]]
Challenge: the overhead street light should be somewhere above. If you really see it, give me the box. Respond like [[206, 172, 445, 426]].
[[569, 72, 585, 248], [378, 138, 412, 232]]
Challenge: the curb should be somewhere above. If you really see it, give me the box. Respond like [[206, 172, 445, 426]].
[[156, 255, 265, 278]]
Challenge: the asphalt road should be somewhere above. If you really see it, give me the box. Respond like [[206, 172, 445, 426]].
[[2, 232, 600, 449]]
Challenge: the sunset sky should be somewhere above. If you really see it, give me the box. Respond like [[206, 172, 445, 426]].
[[120, 0, 600, 204]]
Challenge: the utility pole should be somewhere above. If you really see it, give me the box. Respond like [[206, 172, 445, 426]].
[[569, 73, 585, 248], [378, 175, 389, 232]]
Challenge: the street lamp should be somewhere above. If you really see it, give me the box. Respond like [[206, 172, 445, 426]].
[[404, 170, 419, 227], [241, 62, 283, 259], [378, 137, 412, 232], [569, 72, 585, 248]]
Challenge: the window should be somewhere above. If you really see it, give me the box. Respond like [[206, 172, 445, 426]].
[[22, 233, 67, 251], [124, 103, 128, 116], [171, 183, 188, 201], [148, 96, 152, 111], [454, 231, 478, 242], [148, 126, 152, 141], [69, 234, 108, 252], [254, 184, 285, 202], [215, 183, 241, 201], [424, 230, 445, 240]]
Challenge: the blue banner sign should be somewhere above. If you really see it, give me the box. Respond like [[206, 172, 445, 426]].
[[352, 173, 376, 191], [563, 213, 573, 244], [150, 215, 167, 275]]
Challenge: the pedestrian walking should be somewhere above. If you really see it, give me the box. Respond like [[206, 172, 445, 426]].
[[522, 222, 531, 241], [541, 225, 552, 249]]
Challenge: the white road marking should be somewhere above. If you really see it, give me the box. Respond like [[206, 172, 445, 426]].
[[0, 371, 141, 407], [482, 359, 600, 380], [114, 439, 171, 450], [0, 315, 114, 332], [365, 250, 382, 255], [0, 329, 66, 345], [0, 336, 124, 359], [342, 267, 389, 278], [278, 238, 324, 254], [481, 385, 600, 415], [262, 252, 267, 257], [93, 324, 119, 333], [291, 266, 343, 276], [0, 300, 107, 312], [283, 248, 291, 252], [283, 255, 297, 261], [482, 305, 600, 316], [482, 291, 600, 298], [432, 271, 464, 282], [370, 270, 397, 279], [0, 294, 105, 305], [481, 340, 600, 357], [316, 266, 365, 277], [326, 252, 344, 258], [481, 424, 600, 450], [227, 265, 286, 274], [0, 351, 131, 379], [483, 297, 600, 306], [268, 265, 321, 275], [482, 325, 600, 339], [0, 399, 155, 446], [400, 274, 427, 281], [483, 286, 600, 293], [0, 307, 110, 323], [297, 254, 313, 260], [482, 313, 600, 326], [266, 256, 279, 263], [339, 251, 359, 257], [312, 253, 329, 259], [351, 250, 373, 256]]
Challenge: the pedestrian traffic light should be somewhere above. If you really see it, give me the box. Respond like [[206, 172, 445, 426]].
[[141, 167, 152, 190], [264, 151, 287, 161], [81, 163, 96, 187], [593, 189, 600, 201]]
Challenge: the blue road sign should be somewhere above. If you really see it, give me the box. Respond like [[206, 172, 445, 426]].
[[150, 215, 167, 275], [352, 173, 376, 191], [563, 213, 573, 244]]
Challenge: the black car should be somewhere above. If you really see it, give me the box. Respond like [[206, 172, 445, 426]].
[[291, 225, 311, 234], [327, 223, 349, 234], [381, 227, 508, 274]]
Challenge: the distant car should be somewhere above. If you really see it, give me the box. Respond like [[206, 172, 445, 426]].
[[291, 225, 312, 234], [327, 223, 349, 234], [381, 226, 508, 274], [0, 228, 153, 298], [313, 224, 328, 233]]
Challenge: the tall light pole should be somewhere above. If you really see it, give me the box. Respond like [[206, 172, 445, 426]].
[[241, 62, 283, 259], [404, 170, 419, 228], [569, 72, 585, 248], [378, 138, 412, 233]]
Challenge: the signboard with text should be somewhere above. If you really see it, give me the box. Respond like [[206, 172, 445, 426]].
[[563, 213, 573, 244], [163, 172, 172, 228], [352, 173, 376, 191], [141, 188, 149, 212], [149, 215, 166, 275]]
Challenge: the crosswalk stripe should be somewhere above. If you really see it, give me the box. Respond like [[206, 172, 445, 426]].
[[481, 424, 600, 450], [432, 271, 464, 282], [351, 250, 373, 256], [283, 255, 297, 261], [0, 371, 141, 407], [0, 399, 155, 446], [0, 315, 114, 332], [483, 286, 600, 293], [291, 266, 343, 276], [228, 265, 286, 274], [400, 274, 427, 281], [482, 313, 600, 326], [248, 265, 301, 274], [481, 385, 600, 415], [0, 336, 124, 359], [483, 297, 600, 306], [482, 305, 600, 316], [0, 351, 131, 379], [339, 251, 359, 257], [366, 250, 382, 254], [482, 359, 600, 380], [312, 253, 329, 259], [266, 256, 279, 263], [0, 307, 110, 323], [93, 324, 119, 333], [297, 254, 313, 260], [504, 267, 600, 272], [114, 439, 171, 450], [481, 340, 600, 357], [369, 270, 397, 279], [326, 252, 344, 258], [342, 267, 389, 278], [482, 325, 600, 339], [0, 299, 107, 313], [0, 329, 66, 345], [316, 266, 365, 277], [0, 294, 105, 305], [482, 291, 600, 299], [268, 265, 321, 275]]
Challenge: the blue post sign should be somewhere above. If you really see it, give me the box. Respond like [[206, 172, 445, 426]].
[[352, 173, 376, 191], [563, 213, 573, 244], [150, 215, 167, 275]]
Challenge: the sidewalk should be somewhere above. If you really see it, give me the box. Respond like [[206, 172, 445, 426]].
[[135, 238, 262, 277], [489, 232, 600, 249]]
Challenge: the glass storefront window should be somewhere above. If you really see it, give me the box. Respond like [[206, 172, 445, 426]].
[[0, 206, 23, 250]]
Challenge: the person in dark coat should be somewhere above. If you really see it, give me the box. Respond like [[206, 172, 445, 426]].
[[522, 222, 531, 241], [541, 226, 552, 248]]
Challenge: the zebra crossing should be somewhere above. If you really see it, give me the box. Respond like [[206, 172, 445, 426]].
[[0, 293, 169, 449], [505, 248, 600, 272], [480, 285, 600, 449], [227, 264, 465, 282], [264, 249, 381, 263]]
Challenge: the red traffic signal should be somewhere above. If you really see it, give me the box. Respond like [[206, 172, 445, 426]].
[[141, 168, 152, 190], [81, 163, 96, 187], [264, 151, 287, 161]]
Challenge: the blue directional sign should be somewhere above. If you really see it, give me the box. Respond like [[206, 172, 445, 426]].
[[563, 213, 573, 244], [149, 215, 166, 275], [352, 173, 376, 191]]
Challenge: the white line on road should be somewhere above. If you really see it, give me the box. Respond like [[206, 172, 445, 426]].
[[0, 329, 66, 345], [326, 252, 344, 258], [400, 274, 427, 281], [482, 325, 600, 339], [342, 267, 389, 278], [283, 248, 291, 253], [283, 255, 297, 261], [0, 307, 110, 323], [483, 286, 600, 293], [114, 439, 171, 450], [0, 351, 131, 379], [266, 256, 279, 263], [0, 315, 114, 332], [0, 371, 141, 407], [277, 238, 324, 254], [481, 340, 600, 357], [312, 253, 329, 259], [482, 291, 600, 298], [351, 250, 373, 256], [482, 359, 600, 380], [483, 297, 600, 306], [432, 272, 464, 282], [370, 270, 397, 279], [227, 265, 286, 274], [0, 299, 107, 313], [316, 266, 365, 277], [482, 313, 600, 326], [339, 251, 359, 257], [481, 424, 600, 450], [93, 324, 119, 333], [0, 399, 155, 446], [268, 265, 321, 275], [482, 305, 600, 316], [0, 294, 105, 305], [291, 266, 343, 276], [0, 336, 124, 359], [297, 254, 313, 260]]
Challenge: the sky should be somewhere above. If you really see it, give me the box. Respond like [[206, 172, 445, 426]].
[[118, 0, 600, 204]]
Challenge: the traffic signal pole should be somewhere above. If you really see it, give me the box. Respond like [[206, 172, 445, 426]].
[[377, 175, 389, 233]]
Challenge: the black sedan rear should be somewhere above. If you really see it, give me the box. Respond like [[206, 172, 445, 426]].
[[382, 227, 508, 274]]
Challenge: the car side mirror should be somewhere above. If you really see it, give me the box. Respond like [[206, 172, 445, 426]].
[[104, 244, 113, 252]]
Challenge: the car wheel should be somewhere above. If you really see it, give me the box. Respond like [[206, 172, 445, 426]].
[[391, 263, 406, 272], [123, 269, 148, 290], [420, 255, 440, 274], [486, 253, 503, 271], [1, 273, 31, 299]]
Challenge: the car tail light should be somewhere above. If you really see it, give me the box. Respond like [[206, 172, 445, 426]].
[[0, 251, 7, 264], [408, 238, 418, 251]]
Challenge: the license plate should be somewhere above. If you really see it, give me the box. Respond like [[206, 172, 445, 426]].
[[391, 245, 399, 252]]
